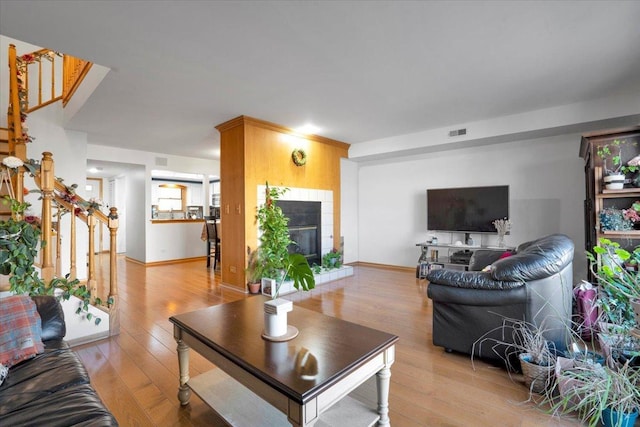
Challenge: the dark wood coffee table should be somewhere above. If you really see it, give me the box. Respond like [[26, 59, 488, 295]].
[[169, 296, 398, 426]]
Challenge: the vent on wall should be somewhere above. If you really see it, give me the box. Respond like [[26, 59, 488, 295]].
[[155, 157, 168, 166], [448, 128, 467, 137]]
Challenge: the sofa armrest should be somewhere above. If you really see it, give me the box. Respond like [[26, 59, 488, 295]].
[[426, 269, 523, 290], [491, 234, 574, 281], [427, 281, 527, 306], [31, 296, 66, 342]]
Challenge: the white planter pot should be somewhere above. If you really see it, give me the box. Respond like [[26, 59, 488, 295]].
[[261, 278, 276, 297], [263, 298, 293, 338], [604, 174, 625, 190]]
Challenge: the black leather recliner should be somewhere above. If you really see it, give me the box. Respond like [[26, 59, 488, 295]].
[[426, 234, 574, 366]]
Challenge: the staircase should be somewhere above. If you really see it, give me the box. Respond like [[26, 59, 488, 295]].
[[3, 43, 120, 340]]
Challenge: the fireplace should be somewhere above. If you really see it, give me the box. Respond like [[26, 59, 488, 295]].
[[279, 200, 322, 266], [257, 185, 334, 265]]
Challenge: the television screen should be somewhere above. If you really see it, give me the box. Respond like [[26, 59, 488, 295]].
[[427, 185, 509, 233]]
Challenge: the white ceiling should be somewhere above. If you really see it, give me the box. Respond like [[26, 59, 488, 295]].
[[1, 1, 639, 164]]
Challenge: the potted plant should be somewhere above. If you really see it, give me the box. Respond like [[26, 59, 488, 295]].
[[588, 239, 640, 330], [245, 247, 263, 294], [1, 195, 110, 324], [473, 317, 562, 394], [599, 208, 633, 232], [511, 319, 560, 394], [597, 139, 635, 190], [552, 361, 640, 427], [256, 183, 294, 295], [255, 183, 315, 339], [322, 249, 342, 269]]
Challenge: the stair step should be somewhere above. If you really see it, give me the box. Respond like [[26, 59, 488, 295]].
[[0, 128, 9, 157]]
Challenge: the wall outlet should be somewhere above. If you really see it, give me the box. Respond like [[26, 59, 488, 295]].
[[229, 265, 236, 273]]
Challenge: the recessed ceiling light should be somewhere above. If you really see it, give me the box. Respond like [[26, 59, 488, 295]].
[[295, 124, 320, 135]]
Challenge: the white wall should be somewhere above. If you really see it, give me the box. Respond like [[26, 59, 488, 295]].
[[124, 167, 146, 262], [349, 92, 640, 161], [26, 105, 90, 279], [340, 158, 359, 264], [356, 133, 587, 282], [87, 144, 219, 263]]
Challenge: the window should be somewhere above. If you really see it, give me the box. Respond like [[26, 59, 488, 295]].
[[158, 184, 186, 211]]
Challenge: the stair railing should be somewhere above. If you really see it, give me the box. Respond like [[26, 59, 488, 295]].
[[7, 44, 26, 198], [62, 55, 92, 107], [7, 45, 117, 336]]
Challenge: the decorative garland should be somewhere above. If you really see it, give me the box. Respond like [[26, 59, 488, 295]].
[[291, 148, 307, 166], [13, 51, 61, 145]]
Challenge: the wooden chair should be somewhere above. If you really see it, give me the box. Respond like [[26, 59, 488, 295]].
[[204, 216, 220, 270]]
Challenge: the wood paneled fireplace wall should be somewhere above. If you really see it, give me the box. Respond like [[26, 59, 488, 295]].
[[216, 116, 350, 291]]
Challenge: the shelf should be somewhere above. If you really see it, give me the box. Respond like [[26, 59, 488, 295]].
[[189, 369, 379, 427], [598, 188, 640, 198], [598, 230, 640, 237]]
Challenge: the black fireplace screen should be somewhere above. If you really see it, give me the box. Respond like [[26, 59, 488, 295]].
[[278, 200, 322, 266]]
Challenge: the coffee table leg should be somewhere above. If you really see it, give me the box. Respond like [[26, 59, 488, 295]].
[[376, 346, 395, 426], [177, 339, 191, 405], [376, 367, 391, 426]]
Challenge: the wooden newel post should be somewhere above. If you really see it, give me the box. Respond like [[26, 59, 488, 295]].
[[108, 207, 119, 336], [40, 152, 55, 283]]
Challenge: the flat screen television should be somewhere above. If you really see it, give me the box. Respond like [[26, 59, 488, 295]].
[[427, 185, 509, 233]]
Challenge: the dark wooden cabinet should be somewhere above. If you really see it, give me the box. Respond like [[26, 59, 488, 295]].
[[580, 127, 640, 258]]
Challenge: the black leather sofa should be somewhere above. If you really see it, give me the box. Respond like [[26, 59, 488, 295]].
[[426, 234, 574, 366], [0, 296, 118, 426]]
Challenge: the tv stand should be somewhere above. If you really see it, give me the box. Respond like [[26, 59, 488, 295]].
[[415, 241, 511, 279]]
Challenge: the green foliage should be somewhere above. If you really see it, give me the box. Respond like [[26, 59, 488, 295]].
[[587, 238, 640, 301], [586, 238, 639, 331], [1, 195, 30, 215], [1, 197, 107, 325], [596, 139, 638, 175], [322, 249, 342, 269], [0, 217, 42, 292], [256, 183, 293, 279], [552, 362, 640, 427], [245, 247, 265, 284], [255, 183, 315, 299], [280, 253, 315, 295]]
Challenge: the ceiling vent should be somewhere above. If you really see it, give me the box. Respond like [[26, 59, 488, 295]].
[[155, 157, 168, 166], [448, 128, 467, 137]]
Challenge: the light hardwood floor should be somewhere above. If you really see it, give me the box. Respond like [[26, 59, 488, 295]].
[[75, 256, 583, 427]]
